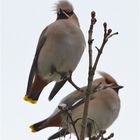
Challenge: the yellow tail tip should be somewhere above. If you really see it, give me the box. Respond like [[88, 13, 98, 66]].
[[23, 96, 37, 104], [29, 125, 36, 133]]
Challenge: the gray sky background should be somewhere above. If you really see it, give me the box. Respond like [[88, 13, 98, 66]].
[[1, 0, 140, 140]]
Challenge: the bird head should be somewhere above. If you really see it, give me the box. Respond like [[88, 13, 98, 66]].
[[93, 71, 123, 94], [55, 0, 80, 26], [56, 1, 73, 19]]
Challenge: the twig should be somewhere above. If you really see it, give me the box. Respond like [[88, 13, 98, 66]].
[[80, 11, 97, 140], [92, 24, 118, 73], [91, 130, 114, 140], [58, 105, 80, 140], [80, 12, 118, 140]]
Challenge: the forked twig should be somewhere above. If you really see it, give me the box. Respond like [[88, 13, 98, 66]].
[[79, 11, 97, 140], [91, 130, 114, 140], [58, 105, 80, 140], [80, 11, 118, 140]]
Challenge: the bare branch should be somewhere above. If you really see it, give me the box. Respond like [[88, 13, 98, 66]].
[[107, 32, 119, 40], [58, 105, 80, 140], [80, 12, 118, 140], [91, 130, 114, 140], [80, 11, 97, 140]]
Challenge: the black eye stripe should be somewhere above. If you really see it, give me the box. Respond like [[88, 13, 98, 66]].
[[63, 10, 74, 16], [57, 9, 74, 20]]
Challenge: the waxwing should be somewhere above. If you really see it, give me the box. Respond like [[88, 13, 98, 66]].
[[30, 72, 123, 139], [24, 0, 85, 104]]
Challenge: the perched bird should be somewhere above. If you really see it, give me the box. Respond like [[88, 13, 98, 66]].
[[29, 72, 123, 139], [24, 0, 86, 104]]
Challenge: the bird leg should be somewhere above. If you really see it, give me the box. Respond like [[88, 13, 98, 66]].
[[68, 72, 83, 92]]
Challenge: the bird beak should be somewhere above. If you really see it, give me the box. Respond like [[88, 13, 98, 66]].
[[112, 85, 123, 94], [113, 85, 124, 90]]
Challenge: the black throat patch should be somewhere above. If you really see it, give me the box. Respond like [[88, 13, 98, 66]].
[[57, 9, 73, 20]]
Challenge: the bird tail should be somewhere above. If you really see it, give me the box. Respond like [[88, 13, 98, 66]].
[[48, 80, 67, 101], [30, 119, 49, 132], [30, 115, 62, 132], [48, 129, 70, 140], [24, 74, 49, 104]]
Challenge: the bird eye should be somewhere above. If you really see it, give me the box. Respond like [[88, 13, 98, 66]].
[[63, 10, 74, 16], [57, 9, 74, 20]]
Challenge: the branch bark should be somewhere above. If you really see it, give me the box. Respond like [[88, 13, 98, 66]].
[[80, 11, 97, 140], [58, 105, 80, 140], [79, 12, 118, 140]]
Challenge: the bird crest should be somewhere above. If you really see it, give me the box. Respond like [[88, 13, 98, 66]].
[[55, 0, 73, 14], [98, 71, 118, 85]]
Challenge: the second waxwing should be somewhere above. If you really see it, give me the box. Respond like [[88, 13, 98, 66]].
[[24, 0, 86, 104], [29, 72, 123, 139]]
